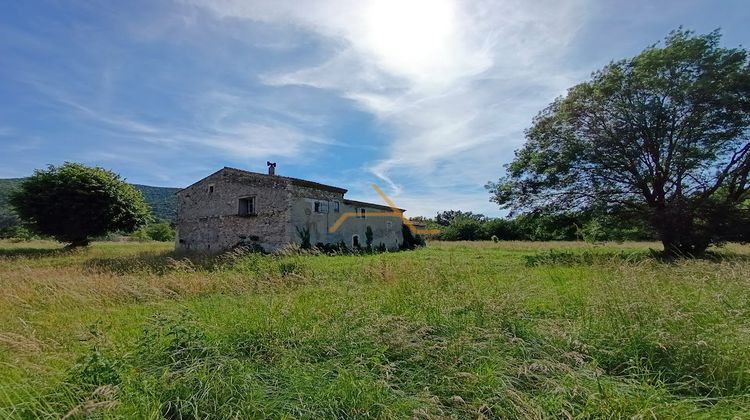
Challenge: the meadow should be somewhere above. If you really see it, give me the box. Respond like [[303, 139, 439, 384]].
[[0, 240, 749, 419]]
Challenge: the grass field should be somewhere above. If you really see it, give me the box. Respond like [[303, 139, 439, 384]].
[[1, 240, 749, 418]]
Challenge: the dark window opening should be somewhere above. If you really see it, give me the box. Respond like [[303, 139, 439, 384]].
[[352, 235, 360, 248], [208, 184, 214, 194], [314, 201, 329, 213], [358, 208, 366, 218], [239, 197, 256, 216], [333, 201, 340, 213]]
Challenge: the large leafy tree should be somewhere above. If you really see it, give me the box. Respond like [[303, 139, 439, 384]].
[[487, 30, 750, 255], [10, 163, 151, 246]]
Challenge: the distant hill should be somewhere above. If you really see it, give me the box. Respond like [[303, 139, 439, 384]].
[[0, 178, 180, 223], [0, 179, 22, 216], [130, 183, 181, 222]]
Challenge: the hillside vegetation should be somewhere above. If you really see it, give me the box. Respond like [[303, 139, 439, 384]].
[[0, 179, 20, 217], [1, 241, 749, 418], [0, 178, 179, 223]]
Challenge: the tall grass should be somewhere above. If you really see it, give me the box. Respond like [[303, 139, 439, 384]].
[[1, 240, 749, 418]]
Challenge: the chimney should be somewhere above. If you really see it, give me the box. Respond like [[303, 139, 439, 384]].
[[267, 161, 277, 176]]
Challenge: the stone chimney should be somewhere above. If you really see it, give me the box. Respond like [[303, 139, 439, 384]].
[[267, 161, 276, 176]]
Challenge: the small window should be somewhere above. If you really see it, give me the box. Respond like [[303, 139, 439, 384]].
[[208, 184, 214, 194], [358, 208, 366, 218], [352, 235, 360, 248], [314, 201, 329, 214], [387, 221, 392, 229], [239, 197, 255, 216], [333, 201, 340, 213]]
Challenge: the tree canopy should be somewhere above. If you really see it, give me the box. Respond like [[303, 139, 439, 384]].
[[488, 29, 750, 255], [10, 163, 151, 246], [435, 210, 487, 226]]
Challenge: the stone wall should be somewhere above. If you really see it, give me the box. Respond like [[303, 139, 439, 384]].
[[288, 185, 404, 250], [176, 169, 291, 252], [177, 167, 405, 252], [288, 184, 345, 245]]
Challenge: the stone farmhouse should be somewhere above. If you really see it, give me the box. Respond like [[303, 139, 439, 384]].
[[176, 165, 405, 252]]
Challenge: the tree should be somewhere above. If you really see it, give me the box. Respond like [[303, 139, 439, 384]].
[[512, 213, 582, 241], [482, 218, 522, 241], [487, 29, 750, 256], [435, 210, 486, 226], [133, 221, 176, 242], [0, 213, 21, 239], [440, 216, 486, 241], [10, 163, 151, 247]]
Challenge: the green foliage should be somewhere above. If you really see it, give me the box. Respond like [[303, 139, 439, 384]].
[[365, 225, 374, 251], [0, 179, 22, 239], [314, 241, 350, 254], [513, 213, 581, 241], [482, 218, 520, 240], [131, 184, 179, 222], [0, 213, 21, 239], [440, 216, 485, 240], [435, 210, 486, 226], [1, 178, 179, 233], [400, 224, 425, 250], [488, 29, 750, 256], [579, 218, 607, 243], [424, 209, 655, 243], [296, 226, 311, 249], [132, 221, 176, 242], [10, 163, 151, 246], [0, 179, 20, 214], [67, 341, 121, 391]]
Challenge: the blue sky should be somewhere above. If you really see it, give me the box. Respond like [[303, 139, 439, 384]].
[[1, 0, 748, 216]]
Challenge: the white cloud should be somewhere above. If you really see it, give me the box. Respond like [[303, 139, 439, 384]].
[[185, 0, 592, 214]]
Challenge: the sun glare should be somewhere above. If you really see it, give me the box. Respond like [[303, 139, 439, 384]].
[[363, 0, 456, 80]]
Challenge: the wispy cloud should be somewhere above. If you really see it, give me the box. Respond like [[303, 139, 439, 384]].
[[22, 78, 334, 162], [9, 1, 736, 215], [186, 0, 591, 215]]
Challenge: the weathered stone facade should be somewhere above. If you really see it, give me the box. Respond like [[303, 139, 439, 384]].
[[176, 167, 405, 252]]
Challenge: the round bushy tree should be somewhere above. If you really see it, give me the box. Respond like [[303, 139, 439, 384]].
[[10, 163, 151, 246]]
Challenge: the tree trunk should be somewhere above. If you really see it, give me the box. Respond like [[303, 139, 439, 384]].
[[653, 207, 709, 257], [661, 237, 709, 257], [67, 238, 90, 248]]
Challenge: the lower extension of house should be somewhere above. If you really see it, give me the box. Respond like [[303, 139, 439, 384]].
[[176, 166, 405, 252]]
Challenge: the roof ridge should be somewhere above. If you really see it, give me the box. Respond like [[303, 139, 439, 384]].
[[222, 167, 347, 194]]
